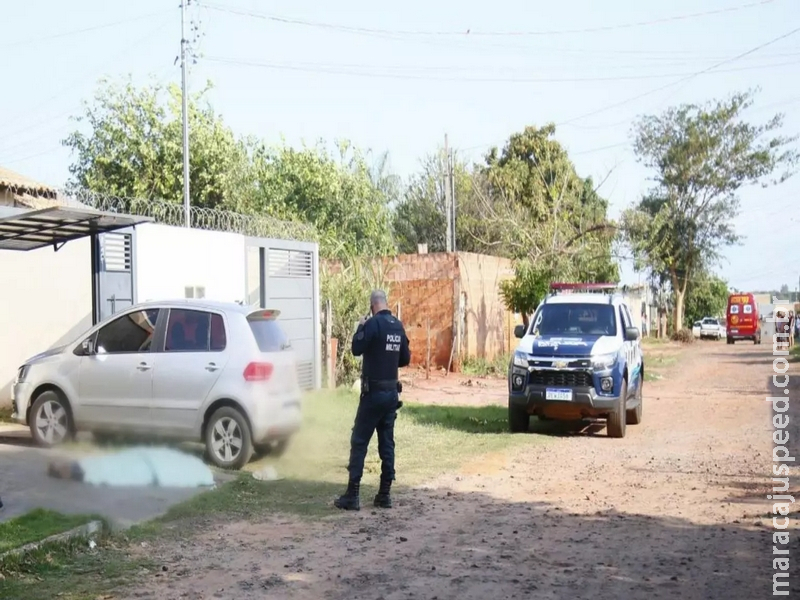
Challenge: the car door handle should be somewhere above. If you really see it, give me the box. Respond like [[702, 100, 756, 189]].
[[205, 363, 219, 372], [137, 362, 152, 371]]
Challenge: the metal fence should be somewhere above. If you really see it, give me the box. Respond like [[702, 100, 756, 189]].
[[60, 188, 318, 243]]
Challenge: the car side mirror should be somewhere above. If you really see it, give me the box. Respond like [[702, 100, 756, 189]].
[[514, 324, 526, 339], [81, 338, 95, 355], [625, 327, 640, 342]]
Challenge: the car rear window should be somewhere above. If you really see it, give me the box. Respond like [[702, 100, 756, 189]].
[[248, 319, 291, 352]]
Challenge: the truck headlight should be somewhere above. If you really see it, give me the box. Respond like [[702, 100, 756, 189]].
[[591, 353, 616, 370], [512, 351, 528, 368]]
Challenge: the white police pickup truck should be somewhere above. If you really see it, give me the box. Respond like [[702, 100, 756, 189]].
[[507, 283, 644, 438]]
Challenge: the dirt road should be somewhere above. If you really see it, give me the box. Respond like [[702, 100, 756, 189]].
[[128, 341, 798, 600]]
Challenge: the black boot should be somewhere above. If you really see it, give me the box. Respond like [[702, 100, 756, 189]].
[[373, 478, 392, 508], [334, 480, 360, 511]]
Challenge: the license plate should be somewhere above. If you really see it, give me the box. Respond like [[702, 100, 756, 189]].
[[546, 388, 573, 401], [731, 328, 738, 333]]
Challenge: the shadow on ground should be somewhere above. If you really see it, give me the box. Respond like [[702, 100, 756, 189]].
[[0, 474, 789, 600], [403, 403, 608, 437]]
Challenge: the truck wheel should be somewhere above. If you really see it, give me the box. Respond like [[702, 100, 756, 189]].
[[508, 403, 530, 433], [626, 378, 643, 425], [607, 381, 627, 438]]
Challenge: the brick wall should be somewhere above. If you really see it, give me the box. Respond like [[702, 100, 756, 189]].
[[322, 252, 516, 369]]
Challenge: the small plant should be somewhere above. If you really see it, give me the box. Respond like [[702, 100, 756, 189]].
[[460, 353, 511, 377], [670, 328, 694, 344]]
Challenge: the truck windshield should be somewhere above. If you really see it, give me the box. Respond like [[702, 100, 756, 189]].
[[530, 303, 617, 337]]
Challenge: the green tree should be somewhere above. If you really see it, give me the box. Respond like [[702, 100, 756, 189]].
[[392, 150, 477, 254], [622, 90, 798, 331], [240, 140, 395, 258], [473, 125, 619, 316], [498, 260, 552, 328], [63, 78, 252, 209], [684, 272, 729, 325]]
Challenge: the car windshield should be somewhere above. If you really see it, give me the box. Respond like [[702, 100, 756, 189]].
[[530, 303, 617, 337], [702, 318, 718, 325], [248, 318, 291, 352]]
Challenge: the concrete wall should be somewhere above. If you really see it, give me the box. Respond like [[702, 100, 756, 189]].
[[0, 238, 93, 407], [457, 252, 515, 361], [135, 223, 246, 303]]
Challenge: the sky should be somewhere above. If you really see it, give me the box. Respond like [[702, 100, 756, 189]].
[[2, 0, 799, 292]]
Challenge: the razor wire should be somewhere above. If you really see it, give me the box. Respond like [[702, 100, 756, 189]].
[[60, 188, 318, 243]]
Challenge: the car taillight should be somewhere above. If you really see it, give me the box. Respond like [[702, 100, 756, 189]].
[[243, 362, 273, 381]]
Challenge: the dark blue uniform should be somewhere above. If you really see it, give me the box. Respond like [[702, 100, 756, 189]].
[[347, 309, 410, 485]]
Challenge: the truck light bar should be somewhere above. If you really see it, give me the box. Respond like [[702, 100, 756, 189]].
[[549, 282, 618, 294]]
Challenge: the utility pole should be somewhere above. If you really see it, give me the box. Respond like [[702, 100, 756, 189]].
[[444, 133, 452, 252], [449, 149, 456, 252], [180, 0, 191, 228]]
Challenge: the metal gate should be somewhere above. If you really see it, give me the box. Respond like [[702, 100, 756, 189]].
[[92, 229, 137, 324], [245, 237, 320, 390]]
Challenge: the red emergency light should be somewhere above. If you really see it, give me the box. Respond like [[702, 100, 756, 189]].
[[549, 282, 617, 292]]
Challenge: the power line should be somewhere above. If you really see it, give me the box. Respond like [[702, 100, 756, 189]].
[[203, 55, 800, 84], [0, 17, 175, 138], [0, 9, 174, 48], [198, 0, 774, 37], [556, 24, 800, 126]]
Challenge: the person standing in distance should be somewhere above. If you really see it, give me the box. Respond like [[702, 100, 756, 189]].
[[334, 290, 410, 511]]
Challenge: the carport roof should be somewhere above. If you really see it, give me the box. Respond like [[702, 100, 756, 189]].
[[0, 206, 152, 251]]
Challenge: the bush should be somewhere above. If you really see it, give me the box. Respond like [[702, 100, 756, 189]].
[[320, 255, 394, 387], [670, 328, 694, 344]]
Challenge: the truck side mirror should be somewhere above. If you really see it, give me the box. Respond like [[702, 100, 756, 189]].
[[514, 325, 526, 339], [625, 327, 640, 342]]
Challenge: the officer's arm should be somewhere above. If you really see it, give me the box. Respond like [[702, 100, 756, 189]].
[[352, 317, 376, 357], [399, 328, 411, 368]]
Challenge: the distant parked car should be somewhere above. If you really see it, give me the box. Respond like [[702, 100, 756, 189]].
[[11, 300, 302, 469], [699, 317, 724, 340]]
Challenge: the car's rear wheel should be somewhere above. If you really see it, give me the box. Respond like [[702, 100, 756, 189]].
[[508, 403, 530, 433], [29, 391, 73, 448], [626, 377, 643, 425], [607, 381, 627, 438], [205, 407, 253, 470]]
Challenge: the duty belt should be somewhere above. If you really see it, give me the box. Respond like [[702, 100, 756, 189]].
[[362, 379, 398, 392]]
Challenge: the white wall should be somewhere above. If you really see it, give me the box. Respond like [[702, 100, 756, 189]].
[[135, 224, 246, 303], [0, 238, 93, 407]]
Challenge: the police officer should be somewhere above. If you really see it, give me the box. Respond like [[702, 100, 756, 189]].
[[334, 290, 410, 511]]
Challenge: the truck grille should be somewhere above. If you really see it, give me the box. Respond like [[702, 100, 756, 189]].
[[529, 370, 593, 387]]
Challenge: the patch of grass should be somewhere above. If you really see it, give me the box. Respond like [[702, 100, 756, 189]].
[[460, 353, 510, 377], [0, 534, 153, 600], [0, 406, 14, 423], [648, 354, 679, 368], [0, 509, 98, 555], [790, 344, 800, 362], [642, 336, 669, 346]]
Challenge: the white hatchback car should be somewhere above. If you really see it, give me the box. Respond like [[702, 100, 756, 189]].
[[11, 300, 303, 470]]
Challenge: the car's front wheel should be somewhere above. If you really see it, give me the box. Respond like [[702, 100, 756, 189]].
[[205, 406, 253, 470], [606, 380, 627, 438], [29, 390, 73, 447], [508, 403, 530, 433]]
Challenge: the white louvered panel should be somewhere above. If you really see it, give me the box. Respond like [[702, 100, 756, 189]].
[[102, 233, 131, 272], [268, 248, 313, 278], [296, 360, 314, 390]]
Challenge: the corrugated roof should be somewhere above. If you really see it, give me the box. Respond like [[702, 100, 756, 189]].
[[0, 166, 56, 195]]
